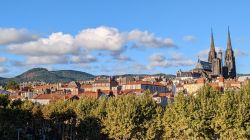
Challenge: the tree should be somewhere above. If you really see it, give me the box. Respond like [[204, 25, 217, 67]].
[[163, 85, 221, 139], [4, 81, 19, 91], [102, 94, 158, 139], [212, 83, 250, 139], [163, 92, 191, 139], [42, 100, 76, 139], [188, 85, 220, 139], [0, 94, 10, 108]]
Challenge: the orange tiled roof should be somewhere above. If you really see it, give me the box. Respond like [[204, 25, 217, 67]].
[[157, 92, 174, 97], [33, 84, 57, 90], [225, 80, 241, 84], [209, 82, 219, 87], [9, 95, 22, 100], [32, 94, 66, 100]]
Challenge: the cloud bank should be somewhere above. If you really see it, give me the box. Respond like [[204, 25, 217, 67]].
[[0, 28, 38, 45], [150, 52, 195, 68]]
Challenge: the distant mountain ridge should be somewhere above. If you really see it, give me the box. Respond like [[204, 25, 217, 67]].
[[237, 73, 250, 76], [0, 68, 95, 84], [0, 77, 6, 80]]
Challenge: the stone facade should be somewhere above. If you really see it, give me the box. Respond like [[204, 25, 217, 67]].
[[195, 28, 236, 79]]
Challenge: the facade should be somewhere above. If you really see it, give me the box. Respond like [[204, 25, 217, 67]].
[[192, 28, 237, 79], [176, 70, 201, 80], [92, 77, 118, 92], [122, 81, 167, 93]]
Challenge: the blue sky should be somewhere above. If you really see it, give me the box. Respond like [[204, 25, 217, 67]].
[[0, 0, 250, 77]]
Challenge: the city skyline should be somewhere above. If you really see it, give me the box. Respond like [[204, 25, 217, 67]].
[[1, 0, 250, 77]]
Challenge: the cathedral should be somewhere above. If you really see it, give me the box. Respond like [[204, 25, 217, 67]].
[[193, 28, 236, 79]]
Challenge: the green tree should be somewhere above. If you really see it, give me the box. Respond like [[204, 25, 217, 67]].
[[163, 92, 191, 139], [42, 100, 76, 139], [213, 83, 250, 139], [72, 97, 106, 139], [4, 81, 19, 91], [0, 94, 10, 108], [188, 85, 220, 139], [102, 94, 158, 139]]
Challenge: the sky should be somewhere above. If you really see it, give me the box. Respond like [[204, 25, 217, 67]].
[[0, 0, 250, 77]]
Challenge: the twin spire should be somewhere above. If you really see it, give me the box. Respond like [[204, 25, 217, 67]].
[[209, 27, 232, 52]]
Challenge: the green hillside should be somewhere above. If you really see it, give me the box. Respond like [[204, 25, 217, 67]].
[[0, 68, 95, 83]]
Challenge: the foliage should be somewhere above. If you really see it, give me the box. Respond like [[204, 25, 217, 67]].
[[0, 94, 10, 108], [4, 81, 19, 90], [1, 84, 250, 139]]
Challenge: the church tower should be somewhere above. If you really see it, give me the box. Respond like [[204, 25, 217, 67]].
[[224, 28, 236, 78], [208, 30, 217, 63]]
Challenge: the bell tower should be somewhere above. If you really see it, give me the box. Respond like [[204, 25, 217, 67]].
[[208, 29, 217, 63], [224, 27, 236, 78]]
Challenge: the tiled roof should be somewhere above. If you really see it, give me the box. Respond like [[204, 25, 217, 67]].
[[9, 95, 22, 100], [32, 94, 66, 100], [156, 92, 174, 98]]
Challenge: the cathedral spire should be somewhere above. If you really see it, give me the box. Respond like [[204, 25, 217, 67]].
[[208, 28, 217, 62], [210, 28, 215, 51], [224, 27, 236, 79], [227, 26, 232, 50]]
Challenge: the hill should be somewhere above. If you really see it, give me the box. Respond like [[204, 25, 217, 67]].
[[0, 77, 6, 80], [237, 73, 250, 77], [0, 68, 95, 83]]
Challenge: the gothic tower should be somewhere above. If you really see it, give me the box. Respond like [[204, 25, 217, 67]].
[[208, 30, 217, 63], [224, 28, 236, 78]]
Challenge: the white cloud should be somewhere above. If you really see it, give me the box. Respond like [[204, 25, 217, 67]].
[[4, 26, 178, 67], [75, 26, 126, 51], [0, 28, 38, 45], [7, 32, 78, 56], [5, 26, 177, 56], [24, 56, 69, 65], [70, 55, 97, 64], [112, 54, 132, 61], [0, 67, 8, 73], [197, 47, 221, 60], [128, 29, 176, 48], [234, 49, 250, 57], [149, 53, 195, 68], [12, 54, 97, 66], [103, 63, 152, 75], [183, 35, 196, 42], [150, 53, 166, 62], [132, 63, 152, 73]]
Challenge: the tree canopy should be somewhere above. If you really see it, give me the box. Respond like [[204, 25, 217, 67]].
[[0, 83, 250, 139]]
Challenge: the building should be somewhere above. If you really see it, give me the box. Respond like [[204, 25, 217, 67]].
[[92, 77, 118, 92], [180, 28, 237, 79], [30, 94, 74, 105], [122, 81, 167, 93], [176, 70, 201, 80], [183, 78, 206, 94]]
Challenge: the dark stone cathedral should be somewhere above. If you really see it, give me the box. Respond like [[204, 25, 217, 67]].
[[192, 28, 236, 79]]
